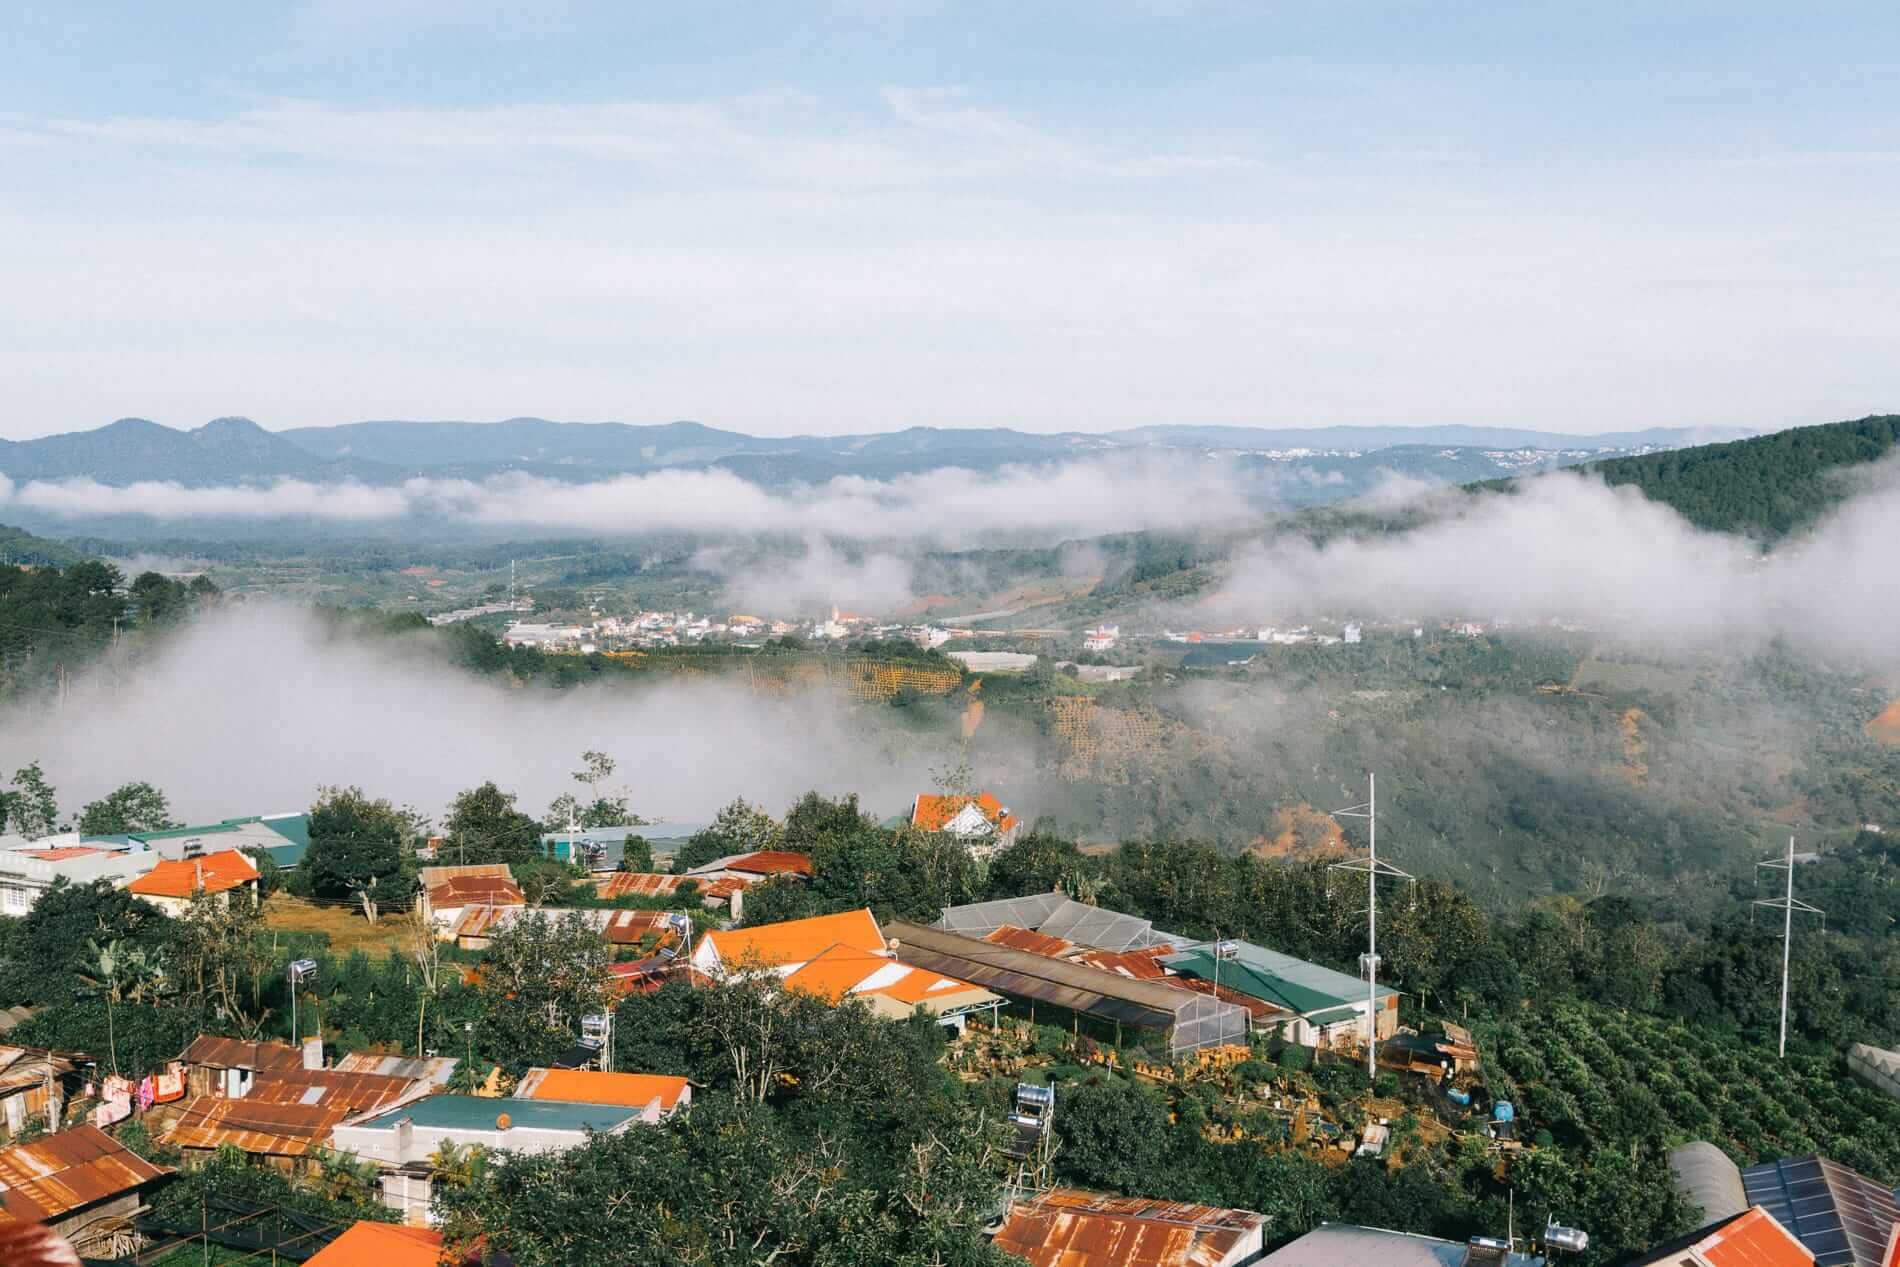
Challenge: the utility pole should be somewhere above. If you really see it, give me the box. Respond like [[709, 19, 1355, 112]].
[[1332, 772, 1412, 1081], [1754, 835, 1824, 1058]]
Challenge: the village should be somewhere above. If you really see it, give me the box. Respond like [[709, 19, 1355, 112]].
[[0, 780, 1893, 1267]]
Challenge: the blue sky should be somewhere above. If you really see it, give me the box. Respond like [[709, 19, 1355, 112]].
[[3, 1, 1898, 438]]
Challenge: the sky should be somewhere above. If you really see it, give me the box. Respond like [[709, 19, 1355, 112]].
[[3, 2, 1899, 440]]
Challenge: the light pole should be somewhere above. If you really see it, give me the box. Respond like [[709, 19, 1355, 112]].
[[1754, 836, 1824, 1058], [288, 959, 318, 1047], [1331, 772, 1412, 1081]]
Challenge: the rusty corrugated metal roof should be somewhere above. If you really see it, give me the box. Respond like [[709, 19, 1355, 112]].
[[985, 925, 1078, 958], [593, 872, 687, 899], [237, 1068, 416, 1113], [179, 1036, 306, 1073], [163, 1096, 353, 1157], [0, 1125, 168, 1224], [994, 1188, 1266, 1267], [0, 1047, 80, 1094]]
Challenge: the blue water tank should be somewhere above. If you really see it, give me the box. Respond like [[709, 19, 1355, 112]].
[[1493, 1101, 1515, 1123]]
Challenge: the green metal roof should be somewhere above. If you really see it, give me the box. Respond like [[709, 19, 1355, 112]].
[[130, 815, 310, 866], [1304, 1005, 1362, 1026], [1164, 941, 1398, 1018], [1165, 950, 1342, 1014], [355, 1095, 637, 1133]]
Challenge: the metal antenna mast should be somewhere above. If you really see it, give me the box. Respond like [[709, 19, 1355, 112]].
[[1331, 772, 1412, 1080], [1754, 835, 1824, 1058]]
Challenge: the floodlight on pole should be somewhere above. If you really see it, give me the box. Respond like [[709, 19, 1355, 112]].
[[1331, 772, 1413, 1081], [1753, 835, 1824, 1059], [288, 959, 318, 1045]]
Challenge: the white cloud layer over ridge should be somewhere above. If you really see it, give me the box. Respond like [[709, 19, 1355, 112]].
[[0, 456, 1259, 543], [1206, 462, 1900, 665]]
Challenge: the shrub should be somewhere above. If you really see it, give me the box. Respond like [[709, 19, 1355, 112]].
[[1278, 1045, 1313, 1072]]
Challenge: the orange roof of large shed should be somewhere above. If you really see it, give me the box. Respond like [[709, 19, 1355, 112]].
[[701, 908, 883, 969], [515, 1068, 689, 1112], [1694, 1208, 1815, 1267], [127, 849, 258, 898], [305, 1220, 445, 1267]]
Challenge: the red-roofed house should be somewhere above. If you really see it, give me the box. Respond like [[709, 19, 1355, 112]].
[[418, 865, 525, 937], [911, 793, 1021, 855], [125, 849, 259, 915]]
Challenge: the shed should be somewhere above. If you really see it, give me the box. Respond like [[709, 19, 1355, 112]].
[[0, 1124, 170, 1258], [886, 921, 1247, 1055], [994, 1187, 1267, 1267], [935, 893, 1185, 952], [1260, 1223, 1541, 1267]]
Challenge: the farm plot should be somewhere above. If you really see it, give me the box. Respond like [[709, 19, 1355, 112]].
[[1481, 1000, 1900, 1181]]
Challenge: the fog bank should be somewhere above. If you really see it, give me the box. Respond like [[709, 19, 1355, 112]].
[[0, 605, 953, 828]]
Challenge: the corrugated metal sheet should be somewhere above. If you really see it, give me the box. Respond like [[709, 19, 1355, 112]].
[[934, 894, 1182, 952], [985, 926, 1077, 958], [179, 1036, 306, 1073], [164, 1096, 351, 1157], [332, 1052, 458, 1086], [0, 1124, 168, 1224], [238, 1068, 415, 1113], [594, 873, 687, 900], [886, 921, 1248, 1051], [0, 1047, 80, 1095], [995, 1188, 1266, 1267]]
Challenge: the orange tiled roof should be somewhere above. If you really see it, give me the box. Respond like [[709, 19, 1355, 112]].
[[306, 1220, 445, 1267], [1693, 1208, 1815, 1267], [912, 792, 1019, 834], [515, 1068, 689, 1112], [0, 1124, 169, 1225], [127, 849, 259, 898], [700, 876, 751, 901], [701, 908, 883, 971], [21, 847, 111, 861], [783, 943, 991, 1008]]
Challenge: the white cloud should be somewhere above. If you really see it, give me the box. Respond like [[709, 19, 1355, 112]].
[[0, 455, 1260, 542], [1204, 462, 1900, 666], [0, 604, 954, 825]]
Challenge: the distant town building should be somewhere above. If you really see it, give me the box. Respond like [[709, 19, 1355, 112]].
[[910, 793, 1021, 854]]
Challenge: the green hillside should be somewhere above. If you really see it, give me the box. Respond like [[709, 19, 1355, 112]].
[[1585, 414, 1900, 539], [0, 521, 83, 567]]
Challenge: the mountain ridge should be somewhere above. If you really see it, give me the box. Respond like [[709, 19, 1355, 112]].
[[0, 415, 1752, 488]]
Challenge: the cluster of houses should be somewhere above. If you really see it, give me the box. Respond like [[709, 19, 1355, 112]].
[[0, 812, 301, 915], [2, 872, 1898, 1267]]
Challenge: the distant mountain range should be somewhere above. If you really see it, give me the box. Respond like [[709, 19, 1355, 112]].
[[0, 416, 1755, 488]]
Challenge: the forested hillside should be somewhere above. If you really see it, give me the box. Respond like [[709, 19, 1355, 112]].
[[1585, 414, 1900, 539], [0, 521, 82, 567]]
